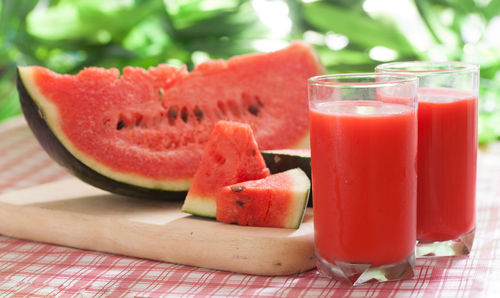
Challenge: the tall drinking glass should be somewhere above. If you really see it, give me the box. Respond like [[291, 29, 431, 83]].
[[376, 62, 479, 257], [308, 74, 418, 285]]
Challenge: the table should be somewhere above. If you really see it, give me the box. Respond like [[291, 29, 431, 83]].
[[0, 116, 499, 297]]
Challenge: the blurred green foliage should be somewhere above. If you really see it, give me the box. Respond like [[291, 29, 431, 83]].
[[1, 0, 499, 143]]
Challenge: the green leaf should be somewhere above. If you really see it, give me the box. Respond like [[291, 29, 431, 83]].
[[165, 0, 241, 29], [26, 0, 164, 42], [303, 2, 415, 55], [316, 46, 372, 69], [484, 0, 500, 20], [414, 0, 461, 50], [0, 68, 20, 122], [479, 114, 500, 145]]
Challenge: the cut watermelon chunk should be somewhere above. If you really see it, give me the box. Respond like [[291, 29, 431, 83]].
[[216, 168, 310, 229], [181, 120, 270, 217]]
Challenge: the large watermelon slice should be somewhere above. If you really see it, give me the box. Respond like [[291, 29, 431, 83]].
[[216, 168, 310, 229], [182, 120, 270, 217], [16, 42, 324, 199]]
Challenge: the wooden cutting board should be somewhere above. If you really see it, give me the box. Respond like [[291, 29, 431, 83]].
[[0, 178, 315, 275]]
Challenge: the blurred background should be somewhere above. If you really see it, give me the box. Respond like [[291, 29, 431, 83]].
[[1, 0, 499, 144]]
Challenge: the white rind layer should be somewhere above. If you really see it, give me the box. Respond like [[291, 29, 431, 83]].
[[282, 168, 311, 229]]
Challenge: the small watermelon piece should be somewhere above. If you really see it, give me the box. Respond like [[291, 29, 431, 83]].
[[16, 42, 324, 199], [182, 120, 270, 217], [216, 168, 310, 229]]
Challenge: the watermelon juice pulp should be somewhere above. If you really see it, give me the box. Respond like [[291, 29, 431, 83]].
[[417, 88, 478, 242], [310, 101, 417, 267]]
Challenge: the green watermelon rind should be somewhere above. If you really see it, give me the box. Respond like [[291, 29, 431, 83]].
[[261, 149, 310, 177], [17, 67, 189, 199]]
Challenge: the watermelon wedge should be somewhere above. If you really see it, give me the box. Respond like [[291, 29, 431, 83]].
[[16, 42, 324, 199], [182, 120, 270, 217], [216, 168, 311, 229]]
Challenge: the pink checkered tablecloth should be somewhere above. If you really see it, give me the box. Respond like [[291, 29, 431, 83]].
[[0, 116, 499, 297]]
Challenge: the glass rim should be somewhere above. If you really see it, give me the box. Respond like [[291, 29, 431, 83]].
[[375, 61, 479, 74], [308, 73, 418, 88]]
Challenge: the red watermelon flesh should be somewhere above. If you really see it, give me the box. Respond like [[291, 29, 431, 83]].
[[17, 42, 323, 194], [216, 168, 310, 229], [182, 120, 270, 217]]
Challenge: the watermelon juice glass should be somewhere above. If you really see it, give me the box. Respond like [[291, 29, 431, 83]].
[[376, 62, 479, 257], [308, 74, 418, 285]]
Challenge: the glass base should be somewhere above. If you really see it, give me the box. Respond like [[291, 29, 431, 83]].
[[315, 253, 415, 286], [416, 228, 475, 257]]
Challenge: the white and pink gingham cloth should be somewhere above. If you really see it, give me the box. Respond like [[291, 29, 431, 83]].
[[1, 116, 499, 297]]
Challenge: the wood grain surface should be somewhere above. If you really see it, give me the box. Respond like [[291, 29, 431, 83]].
[[0, 178, 315, 275]]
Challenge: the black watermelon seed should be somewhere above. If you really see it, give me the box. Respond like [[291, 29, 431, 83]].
[[168, 107, 177, 125], [116, 120, 126, 130], [231, 186, 244, 192], [251, 150, 256, 156], [248, 105, 259, 116], [168, 107, 178, 119], [194, 106, 203, 121], [181, 107, 188, 123], [236, 200, 245, 206], [255, 96, 264, 107]]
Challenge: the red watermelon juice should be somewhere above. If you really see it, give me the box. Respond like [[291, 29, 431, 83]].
[[417, 88, 478, 243], [375, 61, 479, 256], [310, 101, 417, 270]]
